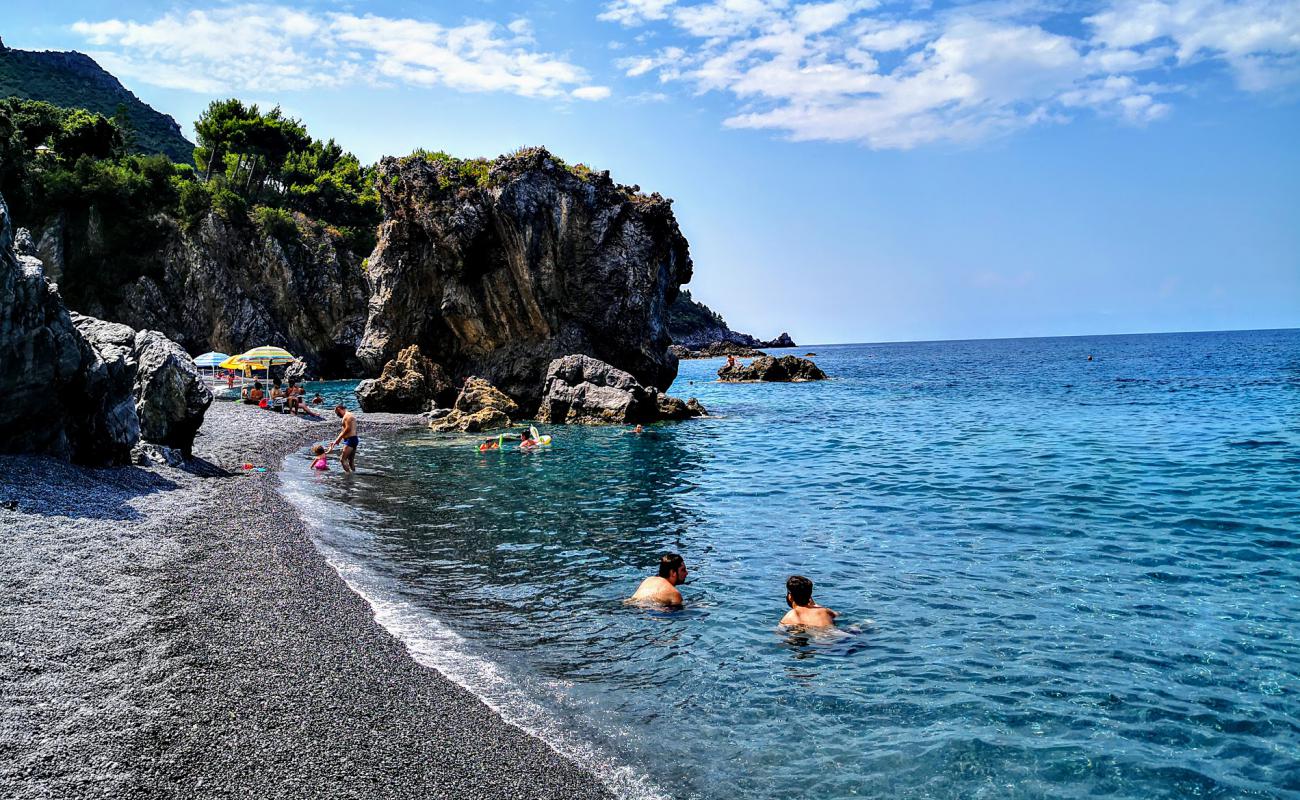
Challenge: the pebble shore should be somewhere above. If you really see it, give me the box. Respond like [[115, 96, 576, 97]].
[[0, 401, 613, 799]]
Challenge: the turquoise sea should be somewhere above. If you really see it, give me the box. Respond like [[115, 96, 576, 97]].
[[286, 330, 1300, 799]]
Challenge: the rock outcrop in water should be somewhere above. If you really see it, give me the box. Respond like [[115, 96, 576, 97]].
[[668, 290, 796, 350], [356, 344, 455, 413], [358, 148, 692, 408], [537, 354, 706, 425], [429, 377, 520, 433], [718, 355, 826, 383]]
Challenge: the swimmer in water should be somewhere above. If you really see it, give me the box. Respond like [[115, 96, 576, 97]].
[[780, 575, 838, 627], [519, 428, 538, 450], [310, 444, 329, 471], [628, 553, 688, 606]]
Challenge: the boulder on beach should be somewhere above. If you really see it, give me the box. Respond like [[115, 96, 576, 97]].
[[538, 354, 705, 424], [74, 314, 213, 457], [357, 344, 454, 413], [429, 377, 520, 432], [132, 330, 213, 455], [718, 355, 827, 383]]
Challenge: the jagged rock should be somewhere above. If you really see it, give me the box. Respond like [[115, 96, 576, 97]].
[[0, 194, 138, 463], [132, 330, 212, 455], [762, 332, 797, 348], [132, 442, 184, 467], [538, 354, 703, 424], [656, 393, 708, 421], [668, 344, 694, 360], [358, 147, 692, 408], [285, 360, 308, 383], [718, 355, 827, 383], [357, 345, 454, 413], [698, 341, 766, 358], [73, 315, 212, 457], [429, 377, 520, 432]]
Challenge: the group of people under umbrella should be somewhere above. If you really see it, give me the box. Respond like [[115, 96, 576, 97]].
[[192, 346, 323, 413]]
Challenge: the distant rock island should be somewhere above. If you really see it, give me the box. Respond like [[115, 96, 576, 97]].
[[668, 290, 795, 355], [0, 38, 194, 162]]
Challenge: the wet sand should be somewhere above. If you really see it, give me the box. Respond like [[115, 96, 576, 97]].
[[0, 402, 612, 799]]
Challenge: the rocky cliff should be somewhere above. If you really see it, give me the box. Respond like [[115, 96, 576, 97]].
[[0, 191, 210, 464], [358, 147, 692, 408], [34, 209, 369, 377]]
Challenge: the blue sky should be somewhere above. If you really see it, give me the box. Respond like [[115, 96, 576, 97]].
[[6, 0, 1298, 344]]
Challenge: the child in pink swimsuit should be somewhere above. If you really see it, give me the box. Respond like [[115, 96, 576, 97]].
[[311, 444, 329, 470]]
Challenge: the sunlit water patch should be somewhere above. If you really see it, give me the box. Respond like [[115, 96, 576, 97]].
[[282, 330, 1300, 799]]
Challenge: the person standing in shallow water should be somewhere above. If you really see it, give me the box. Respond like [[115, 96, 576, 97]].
[[780, 575, 838, 627], [328, 404, 358, 472], [628, 553, 688, 606]]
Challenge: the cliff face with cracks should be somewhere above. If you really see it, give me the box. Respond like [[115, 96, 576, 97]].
[[33, 209, 369, 377], [358, 148, 692, 407]]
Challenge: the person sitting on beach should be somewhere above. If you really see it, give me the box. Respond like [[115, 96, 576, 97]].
[[327, 404, 358, 472], [285, 380, 305, 415], [780, 575, 838, 628], [310, 444, 329, 471], [628, 553, 688, 606], [243, 381, 265, 405]]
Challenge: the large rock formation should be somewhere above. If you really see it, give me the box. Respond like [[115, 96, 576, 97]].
[[0, 193, 111, 460], [359, 148, 692, 409], [72, 314, 213, 457], [32, 209, 368, 377], [0, 192, 208, 463], [537, 354, 706, 425], [718, 355, 827, 383], [356, 344, 454, 413], [429, 377, 520, 433]]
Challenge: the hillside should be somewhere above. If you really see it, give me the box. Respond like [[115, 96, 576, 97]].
[[0, 37, 193, 162], [668, 290, 796, 349]]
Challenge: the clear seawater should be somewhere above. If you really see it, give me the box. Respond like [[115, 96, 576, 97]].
[[280, 330, 1300, 800]]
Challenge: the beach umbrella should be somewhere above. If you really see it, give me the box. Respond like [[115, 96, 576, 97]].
[[194, 351, 229, 367], [193, 351, 229, 379], [236, 346, 297, 369]]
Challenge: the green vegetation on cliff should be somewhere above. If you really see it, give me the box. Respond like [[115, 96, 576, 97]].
[[668, 290, 728, 336], [0, 96, 378, 313], [0, 37, 194, 162]]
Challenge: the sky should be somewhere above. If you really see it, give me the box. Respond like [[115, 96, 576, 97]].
[[5, 0, 1298, 344]]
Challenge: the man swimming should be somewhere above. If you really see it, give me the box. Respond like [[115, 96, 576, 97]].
[[628, 553, 688, 606], [327, 404, 358, 472], [780, 575, 838, 627]]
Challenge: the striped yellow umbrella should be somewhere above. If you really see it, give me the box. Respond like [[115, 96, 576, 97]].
[[235, 346, 297, 371]]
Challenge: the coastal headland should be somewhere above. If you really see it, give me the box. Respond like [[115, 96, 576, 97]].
[[0, 402, 612, 799]]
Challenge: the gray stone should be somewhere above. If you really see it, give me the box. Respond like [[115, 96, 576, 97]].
[[538, 354, 704, 425]]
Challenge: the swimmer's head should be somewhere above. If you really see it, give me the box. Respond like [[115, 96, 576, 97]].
[[786, 575, 814, 607], [658, 552, 687, 584], [634, 425, 643, 433], [521, 429, 533, 440]]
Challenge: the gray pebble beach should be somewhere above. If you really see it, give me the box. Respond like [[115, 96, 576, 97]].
[[0, 401, 613, 799]]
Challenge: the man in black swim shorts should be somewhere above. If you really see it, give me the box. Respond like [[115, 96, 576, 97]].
[[328, 404, 358, 472]]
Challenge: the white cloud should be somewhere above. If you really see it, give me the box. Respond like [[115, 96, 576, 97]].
[[599, 0, 679, 26], [601, 0, 1300, 148], [1086, 0, 1300, 90], [70, 5, 609, 100]]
